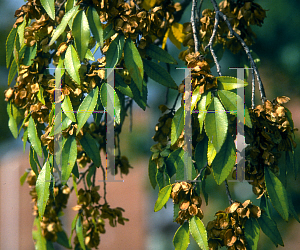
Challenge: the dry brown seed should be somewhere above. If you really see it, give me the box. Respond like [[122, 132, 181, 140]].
[[226, 202, 240, 214], [180, 200, 190, 210]]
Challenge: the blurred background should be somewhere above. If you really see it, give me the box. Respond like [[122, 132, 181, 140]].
[[0, 0, 299, 249]]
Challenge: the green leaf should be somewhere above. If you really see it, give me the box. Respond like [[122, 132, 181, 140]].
[[72, 162, 80, 179], [166, 148, 184, 178], [76, 216, 86, 250], [36, 160, 51, 219], [154, 184, 172, 212], [70, 214, 78, 246], [106, 33, 125, 68], [61, 136, 77, 184], [124, 38, 144, 92], [20, 171, 29, 186], [6, 27, 17, 68], [156, 169, 165, 190], [195, 138, 208, 172], [86, 164, 96, 187], [49, 5, 79, 46], [149, 157, 157, 189], [65, 45, 81, 84], [30, 146, 40, 176], [73, 10, 90, 61], [115, 73, 133, 98], [8, 59, 17, 86], [244, 217, 260, 250], [146, 44, 177, 64], [198, 92, 211, 134], [189, 216, 208, 250], [171, 106, 184, 145], [23, 127, 28, 152], [7, 101, 18, 138], [100, 82, 121, 124], [87, 7, 103, 47], [103, 23, 116, 40], [62, 95, 76, 122], [46, 240, 54, 250], [93, 94, 104, 126], [173, 222, 190, 250], [257, 212, 284, 247], [32, 217, 47, 250], [80, 133, 101, 167], [191, 86, 201, 111], [264, 167, 289, 221], [85, 49, 95, 61], [212, 134, 236, 185], [205, 97, 228, 153], [66, 0, 75, 13], [143, 59, 177, 89], [37, 86, 45, 105], [287, 192, 300, 223], [217, 76, 248, 90], [28, 116, 43, 157], [17, 18, 26, 47], [129, 78, 148, 110], [76, 87, 99, 134], [207, 139, 217, 165], [260, 194, 271, 218], [40, 0, 55, 20]]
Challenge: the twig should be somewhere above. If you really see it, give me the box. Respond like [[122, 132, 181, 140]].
[[251, 69, 255, 108], [209, 0, 266, 103], [92, 166, 96, 187], [193, 163, 208, 182], [55, 0, 67, 16], [100, 162, 108, 203], [204, 13, 222, 76], [191, 0, 199, 54], [225, 180, 233, 205], [198, 0, 204, 19], [171, 93, 181, 113]]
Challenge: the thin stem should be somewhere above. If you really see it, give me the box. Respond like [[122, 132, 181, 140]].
[[225, 180, 233, 205], [198, 0, 204, 19], [191, 0, 199, 53], [193, 163, 208, 182], [251, 69, 255, 109], [100, 162, 108, 203], [171, 93, 181, 112]]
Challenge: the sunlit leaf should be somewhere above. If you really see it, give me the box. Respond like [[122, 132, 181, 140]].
[[189, 216, 208, 250], [216, 76, 248, 90], [32, 217, 47, 249], [61, 136, 77, 184], [106, 33, 125, 69], [76, 216, 86, 250], [245, 217, 260, 250], [62, 95, 76, 122], [65, 44, 81, 84], [173, 222, 190, 250], [76, 87, 99, 134], [40, 0, 55, 20], [72, 10, 90, 61], [103, 23, 116, 40], [171, 106, 184, 145], [6, 27, 17, 68], [124, 38, 144, 92], [28, 116, 43, 157], [87, 6, 103, 47], [198, 91, 211, 134], [154, 184, 172, 212], [49, 5, 79, 46], [142, 0, 156, 11], [36, 160, 51, 219], [205, 97, 228, 153]]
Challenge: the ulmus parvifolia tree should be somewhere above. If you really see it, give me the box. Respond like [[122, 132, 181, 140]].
[[4, 0, 299, 249]]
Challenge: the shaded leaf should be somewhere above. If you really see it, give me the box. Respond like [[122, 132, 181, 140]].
[[166, 148, 184, 179], [49, 6, 79, 46], [212, 135, 236, 185], [6, 27, 17, 68], [244, 217, 260, 250], [28, 116, 43, 157], [86, 164, 96, 187], [143, 59, 177, 89], [20, 171, 29, 186], [62, 136, 77, 184], [76, 216, 86, 250], [72, 10, 90, 61], [217, 76, 248, 90], [149, 157, 157, 189], [62, 95, 76, 122], [8, 59, 17, 86], [115, 73, 133, 98], [154, 184, 172, 212], [257, 212, 284, 247], [65, 0, 75, 13], [106, 33, 125, 69], [56, 230, 71, 249], [171, 106, 184, 145], [80, 133, 101, 167], [287, 192, 300, 223], [156, 169, 165, 190], [189, 216, 208, 250], [173, 222, 190, 250], [260, 194, 271, 218], [7, 101, 18, 138], [30, 146, 40, 177], [103, 23, 116, 40], [23, 43, 37, 66], [205, 97, 228, 153], [76, 87, 99, 134], [195, 137, 208, 172], [36, 160, 51, 219], [87, 7, 103, 47], [100, 82, 121, 124], [65, 45, 81, 84], [264, 167, 289, 221], [129, 78, 147, 110], [124, 38, 143, 92], [40, 0, 55, 20], [146, 44, 177, 64]]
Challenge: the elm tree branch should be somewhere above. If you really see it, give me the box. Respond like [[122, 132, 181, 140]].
[[191, 0, 199, 54]]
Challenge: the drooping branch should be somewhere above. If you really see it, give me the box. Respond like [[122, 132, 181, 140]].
[[209, 0, 266, 104], [191, 0, 199, 54]]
